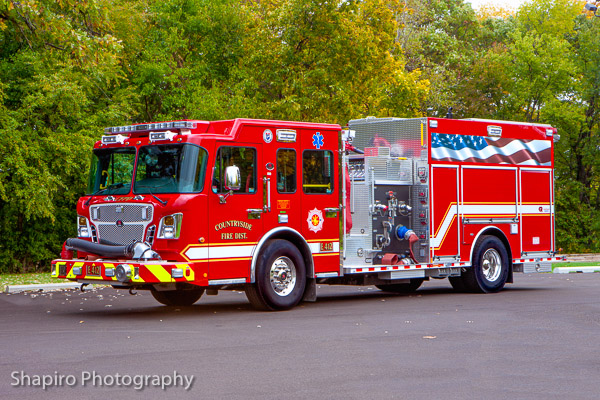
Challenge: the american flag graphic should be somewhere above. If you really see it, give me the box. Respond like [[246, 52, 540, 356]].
[[431, 133, 552, 165]]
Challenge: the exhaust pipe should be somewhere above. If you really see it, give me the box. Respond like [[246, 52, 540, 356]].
[[65, 238, 160, 260]]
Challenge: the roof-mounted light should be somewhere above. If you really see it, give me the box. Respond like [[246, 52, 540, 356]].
[[101, 134, 128, 145], [104, 121, 197, 134], [149, 130, 177, 143]]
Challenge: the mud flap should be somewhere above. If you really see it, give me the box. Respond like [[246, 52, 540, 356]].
[[302, 278, 317, 302]]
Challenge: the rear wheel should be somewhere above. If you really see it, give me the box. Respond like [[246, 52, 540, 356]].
[[245, 239, 306, 311], [376, 278, 424, 293], [151, 288, 204, 306], [462, 235, 509, 293]]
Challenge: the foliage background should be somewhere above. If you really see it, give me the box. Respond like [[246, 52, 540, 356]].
[[0, 0, 595, 272]]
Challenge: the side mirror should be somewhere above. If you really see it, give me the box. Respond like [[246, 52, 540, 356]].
[[224, 165, 241, 191]]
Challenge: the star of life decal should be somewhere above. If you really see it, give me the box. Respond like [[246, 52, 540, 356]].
[[306, 208, 324, 233], [312, 132, 324, 149]]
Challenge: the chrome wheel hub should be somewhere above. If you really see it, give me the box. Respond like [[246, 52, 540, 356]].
[[270, 256, 296, 297], [482, 248, 502, 282]]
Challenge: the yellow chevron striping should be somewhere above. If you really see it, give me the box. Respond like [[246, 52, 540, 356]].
[[145, 264, 173, 283], [66, 262, 84, 279], [175, 264, 194, 281], [53, 262, 65, 277]]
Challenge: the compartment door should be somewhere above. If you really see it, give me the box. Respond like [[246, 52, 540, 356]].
[[520, 169, 553, 253], [430, 165, 459, 259]]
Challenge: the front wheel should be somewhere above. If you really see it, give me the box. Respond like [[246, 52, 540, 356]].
[[245, 239, 306, 311], [151, 288, 204, 306], [462, 235, 509, 293]]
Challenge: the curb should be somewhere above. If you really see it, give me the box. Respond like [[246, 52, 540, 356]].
[[4, 283, 95, 294], [553, 266, 600, 274]]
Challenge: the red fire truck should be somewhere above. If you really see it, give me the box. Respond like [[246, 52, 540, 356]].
[[51, 117, 564, 310]]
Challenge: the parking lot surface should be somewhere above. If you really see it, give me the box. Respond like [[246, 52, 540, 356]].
[[1, 273, 599, 399]]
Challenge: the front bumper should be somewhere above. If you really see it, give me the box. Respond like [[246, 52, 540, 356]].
[[51, 259, 207, 286]]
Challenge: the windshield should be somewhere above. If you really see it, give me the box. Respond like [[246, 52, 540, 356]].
[[87, 148, 135, 195], [134, 144, 208, 194]]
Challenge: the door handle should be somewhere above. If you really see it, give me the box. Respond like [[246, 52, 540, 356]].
[[324, 207, 339, 217], [263, 176, 271, 212]]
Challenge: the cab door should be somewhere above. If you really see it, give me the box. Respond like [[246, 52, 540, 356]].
[[207, 144, 263, 282], [300, 129, 340, 275]]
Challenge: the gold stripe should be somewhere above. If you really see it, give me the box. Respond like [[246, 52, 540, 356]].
[[432, 214, 457, 251], [462, 202, 517, 205], [210, 257, 252, 262], [462, 214, 517, 218], [209, 242, 258, 246], [433, 203, 456, 238], [313, 253, 340, 257]]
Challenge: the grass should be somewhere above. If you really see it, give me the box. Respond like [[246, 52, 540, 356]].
[[555, 262, 600, 267], [552, 261, 600, 271], [0, 272, 56, 292]]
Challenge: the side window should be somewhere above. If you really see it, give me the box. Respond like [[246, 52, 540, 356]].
[[277, 149, 296, 193], [212, 146, 256, 194], [302, 150, 333, 194]]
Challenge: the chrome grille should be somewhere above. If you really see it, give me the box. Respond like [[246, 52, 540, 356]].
[[97, 224, 146, 245], [90, 203, 154, 245], [90, 204, 153, 223]]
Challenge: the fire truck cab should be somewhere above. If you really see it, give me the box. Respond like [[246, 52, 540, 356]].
[[51, 117, 564, 310]]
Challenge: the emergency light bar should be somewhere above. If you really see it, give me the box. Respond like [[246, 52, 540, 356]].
[[104, 121, 197, 134]]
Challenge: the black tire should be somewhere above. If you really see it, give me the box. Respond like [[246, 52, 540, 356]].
[[376, 278, 424, 293], [462, 235, 509, 293], [151, 288, 204, 306], [245, 239, 306, 311]]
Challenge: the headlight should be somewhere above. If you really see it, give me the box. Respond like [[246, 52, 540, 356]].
[[157, 213, 183, 239], [77, 216, 90, 238]]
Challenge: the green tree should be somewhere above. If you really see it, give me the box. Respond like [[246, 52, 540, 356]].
[[238, 0, 428, 123], [0, 0, 128, 271], [398, 0, 481, 117]]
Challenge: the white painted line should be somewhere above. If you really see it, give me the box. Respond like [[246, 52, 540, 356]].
[[4, 283, 90, 293], [553, 267, 600, 274]]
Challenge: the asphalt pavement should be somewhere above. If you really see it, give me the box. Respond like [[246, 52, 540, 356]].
[[1, 273, 599, 400]]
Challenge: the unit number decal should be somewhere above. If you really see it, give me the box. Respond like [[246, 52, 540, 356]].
[[306, 208, 324, 233]]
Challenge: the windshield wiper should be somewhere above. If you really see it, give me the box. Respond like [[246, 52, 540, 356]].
[[84, 183, 125, 206], [148, 190, 167, 207], [135, 185, 168, 206]]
